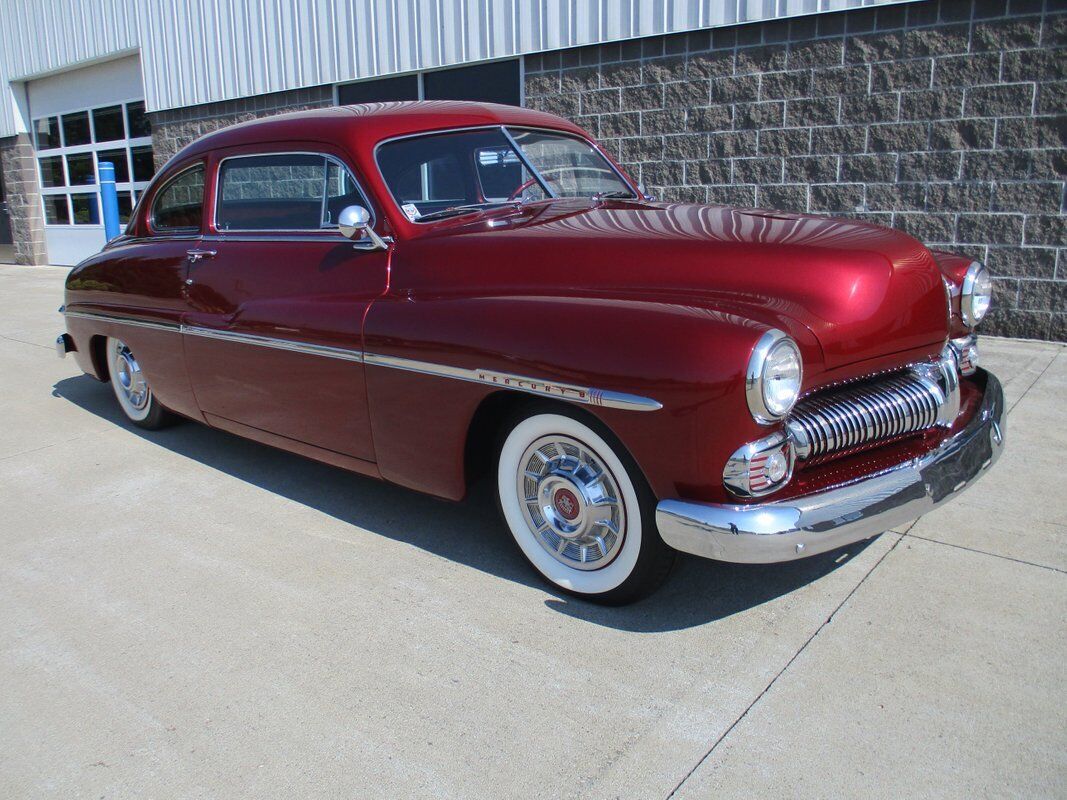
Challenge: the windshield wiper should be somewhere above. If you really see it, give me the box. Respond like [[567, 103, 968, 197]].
[[415, 202, 512, 222]]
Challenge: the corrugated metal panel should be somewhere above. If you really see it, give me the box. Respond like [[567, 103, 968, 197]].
[[0, 0, 142, 135], [1, 0, 908, 138]]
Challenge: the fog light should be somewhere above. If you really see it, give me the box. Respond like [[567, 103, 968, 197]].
[[724, 432, 794, 498]]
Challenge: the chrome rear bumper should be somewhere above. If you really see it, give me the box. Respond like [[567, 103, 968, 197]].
[[656, 369, 1005, 564]]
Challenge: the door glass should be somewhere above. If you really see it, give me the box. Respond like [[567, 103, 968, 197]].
[[117, 191, 134, 224], [92, 105, 125, 142], [217, 153, 327, 231], [38, 156, 66, 187], [61, 111, 91, 146], [43, 195, 71, 224], [126, 101, 151, 138], [34, 117, 61, 150], [97, 149, 130, 182], [323, 160, 370, 226], [152, 165, 205, 231], [131, 145, 156, 182], [66, 153, 96, 185], [71, 194, 100, 224]]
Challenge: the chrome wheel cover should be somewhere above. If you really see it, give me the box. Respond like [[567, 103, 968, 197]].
[[517, 434, 626, 570], [113, 341, 150, 411]]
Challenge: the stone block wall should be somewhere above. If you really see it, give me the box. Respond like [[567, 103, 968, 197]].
[[525, 0, 1067, 341], [0, 134, 48, 265]]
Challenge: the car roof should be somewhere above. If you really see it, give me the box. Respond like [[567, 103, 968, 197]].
[[172, 100, 587, 162]]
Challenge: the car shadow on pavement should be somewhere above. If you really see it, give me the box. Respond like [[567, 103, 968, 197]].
[[53, 374, 875, 633]]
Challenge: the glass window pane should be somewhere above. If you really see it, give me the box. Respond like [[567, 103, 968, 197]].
[[96, 149, 130, 183], [217, 153, 326, 230], [34, 117, 61, 150], [92, 105, 125, 142], [126, 101, 151, 138], [38, 156, 66, 187], [66, 153, 95, 186], [475, 146, 544, 202], [377, 128, 530, 219], [151, 165, 204, 231], [71, 194, 100, 225], [508, 128, 634, 199], [117, 191, 134, 225], [131, 146, 156, 182], [323, 161, 369, 226], [61, 111, 91, 146], [43, 195, 70, 225]]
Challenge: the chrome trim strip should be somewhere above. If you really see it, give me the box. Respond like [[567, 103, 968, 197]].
[[64, 310, 180, 334], [62, 309, 661, 411], [181, 326, 366, 363], [364, 354, 662, 412], [657, 368, 1005, 564]]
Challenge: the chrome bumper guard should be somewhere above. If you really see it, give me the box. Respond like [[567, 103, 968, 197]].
[[656, 369, 1005, 564]]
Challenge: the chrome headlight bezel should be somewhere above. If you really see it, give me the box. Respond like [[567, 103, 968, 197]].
[[960, 261, 992, 327], [746, 329, 803, 424]]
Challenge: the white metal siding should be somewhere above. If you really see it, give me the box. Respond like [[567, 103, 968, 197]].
[[1, 0, 910, 138]]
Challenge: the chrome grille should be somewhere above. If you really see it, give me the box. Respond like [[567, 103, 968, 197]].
[[787, 368, 949, 461]]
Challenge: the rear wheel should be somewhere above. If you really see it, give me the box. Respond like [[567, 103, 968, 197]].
[[496, 409, 675, 604], [106, 336, 175, 429]]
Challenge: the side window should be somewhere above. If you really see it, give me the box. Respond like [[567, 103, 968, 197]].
[[216, 153, 368, 231], [151, 165, 205, 231]]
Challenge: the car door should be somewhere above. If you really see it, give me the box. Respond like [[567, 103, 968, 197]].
[[181, 146, 389, 462]]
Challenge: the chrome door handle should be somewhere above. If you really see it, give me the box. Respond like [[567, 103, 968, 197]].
[[186, 248, 217, 263]]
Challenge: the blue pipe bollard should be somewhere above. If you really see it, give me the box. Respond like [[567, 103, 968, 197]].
[[98, 161, 121, 241]]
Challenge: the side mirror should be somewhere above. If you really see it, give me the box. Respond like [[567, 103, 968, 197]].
[[338, 205, 389, 251]]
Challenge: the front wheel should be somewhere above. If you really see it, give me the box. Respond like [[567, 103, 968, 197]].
[[106, 336, 176, 429], [496, 409, 675, 604]]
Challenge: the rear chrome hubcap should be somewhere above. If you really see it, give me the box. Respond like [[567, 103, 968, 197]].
[[517, 435, 626, 570], [115, 344, 149, 410]]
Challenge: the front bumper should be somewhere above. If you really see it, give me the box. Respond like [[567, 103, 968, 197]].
[[656, 368, 1005, 564]]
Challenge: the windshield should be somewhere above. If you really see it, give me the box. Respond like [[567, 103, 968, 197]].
[[375, 126, 636, 222]]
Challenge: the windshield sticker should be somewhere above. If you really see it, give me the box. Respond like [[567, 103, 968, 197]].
[[401, 203, 421, 222]]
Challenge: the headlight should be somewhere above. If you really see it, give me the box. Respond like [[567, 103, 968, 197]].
[[746, 329, 803, 423], [961, 261, 992, 327]]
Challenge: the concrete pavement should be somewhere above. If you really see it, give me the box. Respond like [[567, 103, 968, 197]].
[[1, 263, 1064, 799]]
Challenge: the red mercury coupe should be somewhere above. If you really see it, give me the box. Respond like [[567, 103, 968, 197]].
[[58, 101, 1004, 603]]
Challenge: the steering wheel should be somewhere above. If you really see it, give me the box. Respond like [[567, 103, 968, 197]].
[[508, 177, 540, 201]]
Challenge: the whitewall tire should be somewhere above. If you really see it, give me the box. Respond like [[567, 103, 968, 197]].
[[496, 409, 674, 604], [106, 337, 175, 429]]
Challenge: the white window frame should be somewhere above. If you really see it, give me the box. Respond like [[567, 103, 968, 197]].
[[33, 98, 154, 228]]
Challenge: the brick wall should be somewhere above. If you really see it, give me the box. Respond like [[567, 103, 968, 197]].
[[0, 134, 48, 266], [525, 0, 1066, 341], [149, 86, 334, 168]]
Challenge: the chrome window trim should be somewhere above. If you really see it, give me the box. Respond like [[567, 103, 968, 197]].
[[148, 162, 207, 235], [212, 150, 376, 235], [372, 124, 639, 223], [62, 309, 661, 412]]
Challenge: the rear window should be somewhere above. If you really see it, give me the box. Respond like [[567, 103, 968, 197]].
[[151, 165, 205, 232], [216, 153, 368, 231]]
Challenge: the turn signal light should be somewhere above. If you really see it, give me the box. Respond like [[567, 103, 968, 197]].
[[724, 432, 795, 498]]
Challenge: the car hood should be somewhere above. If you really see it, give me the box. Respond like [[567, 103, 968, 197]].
[[426, 200, 950, 372]]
